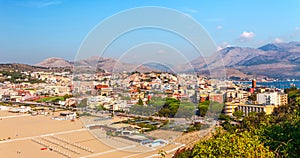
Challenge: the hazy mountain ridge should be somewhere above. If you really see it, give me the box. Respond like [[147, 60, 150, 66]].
[[35, 57, 73, 68], [189, 42, 300, 79], [33, 42, 300, 79], [36, 56, 156, 72]]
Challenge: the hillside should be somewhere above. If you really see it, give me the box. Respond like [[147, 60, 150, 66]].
[[33, 42, 300, 79], [189, 42, 300, 79], [35, 57, 73, 68], [0, 63, 72, 73], [36, 56, 157, 73]]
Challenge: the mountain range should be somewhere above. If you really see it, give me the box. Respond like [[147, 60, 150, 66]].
[[33, 41, 300, 79]]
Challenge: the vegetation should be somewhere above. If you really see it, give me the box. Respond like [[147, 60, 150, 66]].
[[35, 96, 65, 103], [158, 150, 167, 158], [158, 98, 195, 118], [129, 104, 157, 116], [34, 94, 73, 103], [120, 96, 131, 100], [197, 101, 224, 117], [175, 87, 300, 158], [129, 97, 195, 118], [79, 112, 92, 116], [77, 98, 88, 108], [0, 70, 45, 84], [248, 93, 257, 101], [176, 129, 274, 158], [185, 124, 208, 133], [120, 117, 166, 132], [197, 101, 209, 117], [137, 97, 144, 105], [232, 110, 244, 120], [95, 105, 106, 111]]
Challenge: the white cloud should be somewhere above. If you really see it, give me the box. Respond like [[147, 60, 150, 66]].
[[237, 31, 256, 43], [217, 25, 223, 30], [295, 27, 300, 31], [217, 42, 230, 51], [274, 38, 283, 43], [240, 31, 255, 39]]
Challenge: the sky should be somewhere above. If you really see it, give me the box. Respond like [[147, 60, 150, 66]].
[[0, 0, 300, 64]]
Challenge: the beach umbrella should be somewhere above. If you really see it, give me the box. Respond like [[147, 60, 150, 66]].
[[40, 147, 47, 150]]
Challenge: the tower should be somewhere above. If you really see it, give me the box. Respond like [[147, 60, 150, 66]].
[[252, 79, 256, 88]]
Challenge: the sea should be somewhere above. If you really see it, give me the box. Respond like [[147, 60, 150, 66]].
[[234, 81, 300, 89]]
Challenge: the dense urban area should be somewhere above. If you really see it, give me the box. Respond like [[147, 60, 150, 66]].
[[0, 66, 299, 157]]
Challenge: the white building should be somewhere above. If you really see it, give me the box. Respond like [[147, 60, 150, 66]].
[[256, 92, 279, 106]]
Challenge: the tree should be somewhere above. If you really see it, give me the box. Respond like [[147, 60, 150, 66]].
[[159, 108, 171, 117], [78, 98, 88, 108], [248, 93, 257, 101], [261, 110, 300, 157], [174, 129, 275, 158], [197, 101, 209, 117], [176, 103, 195, 118], [175, 88, 300, 158], [218, 113, 230, 121], [157, 98, 180, 117], [63, 94, 73, 100], [233, 110, 244, 120], [95, 105, 106, 111], [259, 107, 300, 157], [137, 97, 143, 105]]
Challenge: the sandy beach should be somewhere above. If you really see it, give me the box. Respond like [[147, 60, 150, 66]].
[[0, 112, 182, 158]]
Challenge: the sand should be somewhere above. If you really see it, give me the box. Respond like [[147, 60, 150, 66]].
[[0, 115, 82, 139], [0, 110, 26, 117], [0, 113, 183, 158]]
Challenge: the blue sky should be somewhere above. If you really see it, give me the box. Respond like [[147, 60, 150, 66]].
[[0, 0, 299, 64]]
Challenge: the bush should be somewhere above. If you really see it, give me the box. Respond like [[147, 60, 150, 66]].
[[174, 129, 275, 158]]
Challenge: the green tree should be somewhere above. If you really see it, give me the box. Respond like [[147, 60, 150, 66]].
[[218, 113, 230, 121], [198, 101, 209, 117], [78, 98, 88, 108], [175, 129, 275, 158], [233, 110, 244, 120], [176, 88, 300, 158], [248, 93, 257, 101], [176, 102, 195, 118], [137, 97, 143, 105], [63, 94, 73, 100]]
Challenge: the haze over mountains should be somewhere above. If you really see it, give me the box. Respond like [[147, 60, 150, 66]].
[[36, 56, 156, 72], [189, 41, 300, 79], [33, 42, 300, 79], [35, 57, 73, 67]]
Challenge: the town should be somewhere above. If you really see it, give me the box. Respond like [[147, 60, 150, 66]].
[[0, 68, 288, 118], [1, 1, 299, 157], [0, 67, 291, 154]]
